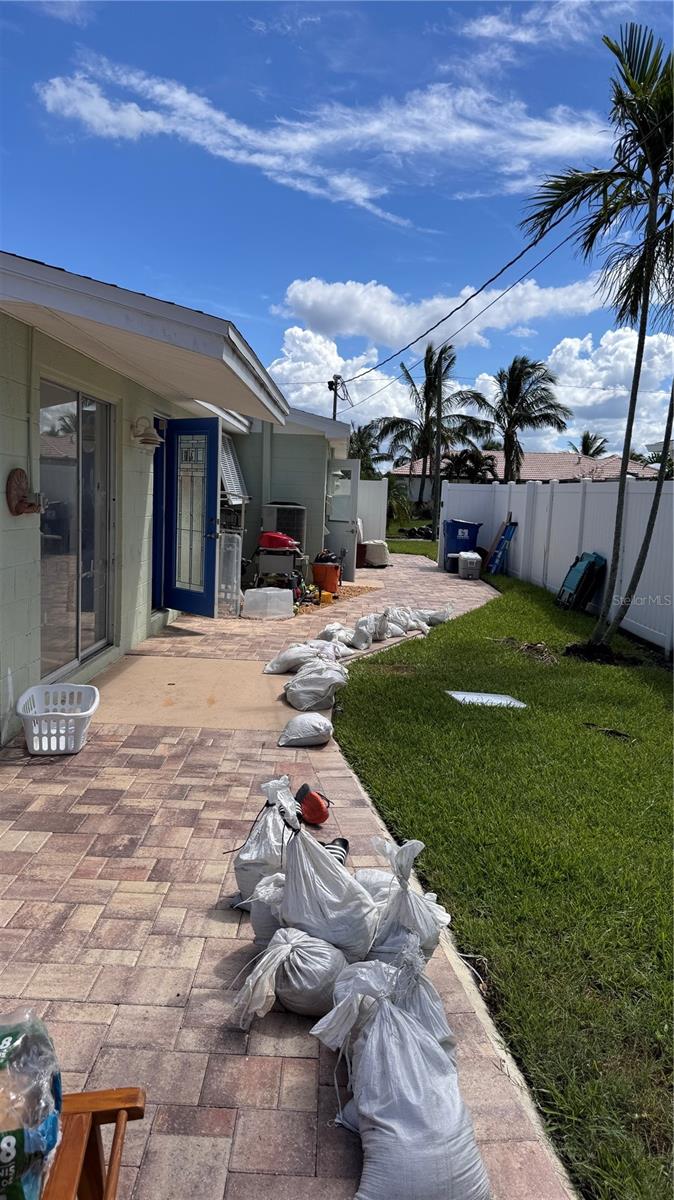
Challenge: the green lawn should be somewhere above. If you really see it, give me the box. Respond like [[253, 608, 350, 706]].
[[386, 518, 438, 560], [335, 578, 672, 1200], [387, 538, 438, 560]]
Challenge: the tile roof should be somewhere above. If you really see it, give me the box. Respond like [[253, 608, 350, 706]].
[[392, 451, 659, 481]]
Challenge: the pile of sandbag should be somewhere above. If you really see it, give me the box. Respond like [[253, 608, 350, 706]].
[[230, 793, 489, 1200], [269, 604, 453, 747], [315, 602, 453, 651], [312, 937, 490, 1200]]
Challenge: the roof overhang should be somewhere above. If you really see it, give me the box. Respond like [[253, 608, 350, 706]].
[[276, 407, 350, 451], [0, 252, 288, 426]]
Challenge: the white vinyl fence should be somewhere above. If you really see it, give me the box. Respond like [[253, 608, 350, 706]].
[[358, 478, 389, 542], [438, 478, 673, 653]]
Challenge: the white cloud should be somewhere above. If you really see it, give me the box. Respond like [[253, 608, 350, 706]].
[[267, 326, 414, 425], [509, 325, 538, 338], [473, 328, 673, 454], [545, 329, 673, 452], [35, 1, 93, 26], [268, 319, 672, 459], [36, 52, 612, 223], [276, 274, 604, 350], [462, 1, 633, 48], [249, 10, 321, 37]]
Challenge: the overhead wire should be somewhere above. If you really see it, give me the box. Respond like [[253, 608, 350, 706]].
[[337, 229, 576, 414]]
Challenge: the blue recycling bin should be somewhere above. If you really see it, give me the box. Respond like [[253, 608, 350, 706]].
[[443, 519, 482, 572]]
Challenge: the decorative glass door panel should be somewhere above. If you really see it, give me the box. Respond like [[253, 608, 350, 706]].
[[163, 418, 220, 617], [176, 433, 207, 591]]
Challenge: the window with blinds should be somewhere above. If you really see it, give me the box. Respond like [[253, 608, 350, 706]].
[[220, 434, 248, 506]]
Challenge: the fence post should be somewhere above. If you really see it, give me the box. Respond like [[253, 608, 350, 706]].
[[577, 478, 589, 556], [542, 480, 557, 591], [437, 481, 446, 568], [614, 477, 633, 616], [522, 482, 538, 582]]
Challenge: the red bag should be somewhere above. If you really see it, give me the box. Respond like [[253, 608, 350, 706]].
[[259, 531, 298, 550], [295, 783, 331, 825]]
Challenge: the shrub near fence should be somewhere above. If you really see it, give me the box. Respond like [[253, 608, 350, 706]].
[[438, 478, 674, 653]]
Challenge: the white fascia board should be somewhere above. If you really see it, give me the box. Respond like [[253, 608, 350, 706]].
[[0, 252, 288, 423]]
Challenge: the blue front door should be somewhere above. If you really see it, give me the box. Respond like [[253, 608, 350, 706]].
[[164, 417, 220, 617]]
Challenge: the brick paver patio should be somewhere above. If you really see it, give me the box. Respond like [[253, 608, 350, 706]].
[[0, 555, 574, 1198]]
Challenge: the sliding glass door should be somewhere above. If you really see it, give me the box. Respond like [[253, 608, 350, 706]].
[[39, 381, 112, 678]]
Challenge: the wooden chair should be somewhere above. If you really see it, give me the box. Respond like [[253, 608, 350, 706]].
[[42, 1088, 145, 1200]]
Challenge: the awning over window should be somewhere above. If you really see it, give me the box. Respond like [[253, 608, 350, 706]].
[[220, 434, 248, 506]]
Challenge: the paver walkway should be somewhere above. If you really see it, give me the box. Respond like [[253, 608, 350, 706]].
[[0, 556, 573, 1199]]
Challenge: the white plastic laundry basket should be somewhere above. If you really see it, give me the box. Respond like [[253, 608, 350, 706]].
[[17, 685, 100, 755]]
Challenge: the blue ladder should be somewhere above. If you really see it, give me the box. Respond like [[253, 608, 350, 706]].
[[486, 522, 517, 574]]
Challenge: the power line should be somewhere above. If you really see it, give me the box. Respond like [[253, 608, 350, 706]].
[[340, 212, 574, 384], [337, 230, 575, 414]]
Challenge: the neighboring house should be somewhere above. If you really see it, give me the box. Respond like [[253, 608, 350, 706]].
[[393, 450, 658, 501], [0, 252, 359, 745]]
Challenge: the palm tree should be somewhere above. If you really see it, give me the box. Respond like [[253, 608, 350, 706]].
[[469, 357, 570, 482], [443, 447, 498, 484], [373, 342, 486, 508], [348, 422, 387, 480], [568, 430, 609, 457], [646, 448, 674, 478], [386, 475, 412, 524], [523, 23, 672, 646]]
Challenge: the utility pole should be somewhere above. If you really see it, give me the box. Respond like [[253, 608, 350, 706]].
[[328, 374, 342, 421], [432, 347, 443, 542]]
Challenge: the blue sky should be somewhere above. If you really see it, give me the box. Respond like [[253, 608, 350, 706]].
[[1, 0, 671, 452]]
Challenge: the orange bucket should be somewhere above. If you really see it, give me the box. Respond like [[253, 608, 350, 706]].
[[312, 562, 340, 594]]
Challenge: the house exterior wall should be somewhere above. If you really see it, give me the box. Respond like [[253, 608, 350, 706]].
[[270, 432, 328, 563], [233, 427, 329, 565], [0, 311, 184, 744]]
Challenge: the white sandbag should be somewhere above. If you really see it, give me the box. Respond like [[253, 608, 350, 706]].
[[364, 838, 451, 961], [278, 712, 333, 747], [385, 605, 430, 635], [248, 874, 286, 945], [264, 641, 343, 674], [386, 622, 407, 639], [311, 638, 352, 660], [277, 811, 378, 962], [283, 660, 348, 711], [347, 624, 369, 652], [312, 953, 488, 1200], [350, 611, 388, 651], [318, 941, 456, 1065], [233, 927, 347, 1028], [249, 897, 282, 946], [233, 777, 294, 910], [317, 622, 357, 646], [418, 605, 453, 626], [404, 609, 431, 635], [384, 605, 413, 631]]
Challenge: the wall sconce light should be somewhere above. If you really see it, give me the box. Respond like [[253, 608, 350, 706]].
[[130, 417, 164, 450]]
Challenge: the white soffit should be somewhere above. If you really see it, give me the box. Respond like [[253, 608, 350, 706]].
[[0, 252, 288, 425]]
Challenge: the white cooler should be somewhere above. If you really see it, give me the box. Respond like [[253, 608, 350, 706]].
[[458, 551, 482, 580]]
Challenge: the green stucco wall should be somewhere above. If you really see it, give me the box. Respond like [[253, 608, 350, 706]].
[[0, 311, 185, 744], [233, 428, 329, 566]]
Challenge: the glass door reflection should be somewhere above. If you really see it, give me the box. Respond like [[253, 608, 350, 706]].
[[39, 382, 79, 676], [39, 381, 112, 677]]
